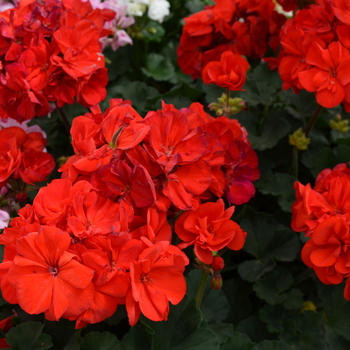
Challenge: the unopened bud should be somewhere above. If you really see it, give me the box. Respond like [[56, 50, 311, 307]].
[[217, 94, 227, 104], [330, 114, 349, 133], [289, 128, 310, 151], [57, 156, 69, 168], [216, 108, 223, 116], [16, 193, 28, 202], [210, 272, 223, 290], [147, 27, 157, 34], [211, 256, 224, 272], [300, 301, 317, 313], [208, 102, 220, 111], [230, 106, 239, 114]]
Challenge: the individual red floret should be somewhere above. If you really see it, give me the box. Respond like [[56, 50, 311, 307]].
[[175, 199, 246, 264]]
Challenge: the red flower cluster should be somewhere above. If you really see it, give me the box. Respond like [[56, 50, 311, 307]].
[[291, 163, 350, 300], [177, 0, 287, 79], [0, 124, 55, 187], [0, 179, 189, 327], [277, 0, 350, 109], [60, 99, 260, 209], [0, 99, 258, 327], [202, 51, 250, 91], [0, 0, 114, 121]]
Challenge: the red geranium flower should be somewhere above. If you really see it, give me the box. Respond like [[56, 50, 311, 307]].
[[202, 51, 250, 91], [4, 226, 95, 321], [175, 199, 246, 264], [128, 240, 189, 324]]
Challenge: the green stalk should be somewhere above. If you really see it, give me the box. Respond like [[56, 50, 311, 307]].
[[223, 88, 231, 117], [195, 270, 209, 309], [304, 104, 323, 137], [57, 106, 71, 133], [292, 146, 299, 178]]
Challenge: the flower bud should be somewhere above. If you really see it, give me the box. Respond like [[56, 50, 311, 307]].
[[289, 128, 310, 150], [300, 301, 317, 313], [216, 108, 223, 116], [330, 114, 349, 133], [211, 256, 224, 272], [210, 272, 223, 290], [16, 193, 28, 202]]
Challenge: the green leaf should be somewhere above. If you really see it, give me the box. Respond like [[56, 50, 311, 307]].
[[109, 80, 158, 113], [255, 172, 297, 212], [185, 0, 206, 13], [222, 279, 252, 326], [141, 53, 176, 81], [238, 260, 276, 283], [121, 323, 153, 350], [6, 322, 53, 350], [260, 305, 298, 334], [147, 82, 204, 111], [105, 45, 132, 81], [325, 326, 350, 350], [81, 332, 121, 350], [141, 21, 166, 42], [209, 323, 234, 346], [318, 282, 350, 342], [186, 270, 229, 323], [334, 144, 350, 163], [199, 80, 225, 105], [248, 111, 290, 151], [44, 319, 81, 350], [253, 268, 293, 305], [220, 331, 255, 350], [301, 145, 350, 178], [237, 316, 275, 343], [279, 311, 327, 350], [241, 63, 282, 106], [280, 89, 317, 120], [241, 216, 300, 262], [252, 340, 295, 350], [331, 129, 350, 148], [144, 297, 220, 350], [281, 289, 303, 310]]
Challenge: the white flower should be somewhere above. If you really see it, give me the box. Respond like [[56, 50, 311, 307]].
[[127, 3, 147, 16], [147, 0, 170, 23], [0, 209, 10, 229]]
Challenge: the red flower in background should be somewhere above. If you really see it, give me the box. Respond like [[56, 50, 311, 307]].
[[202, 51, 249, 91], [292, 164, 350, 301], [177, 0, 286, 78], [0, 0, 113, 121]]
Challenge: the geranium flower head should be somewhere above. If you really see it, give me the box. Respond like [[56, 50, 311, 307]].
[[175, 199, 246, 264], [202, 51, 250, 91]]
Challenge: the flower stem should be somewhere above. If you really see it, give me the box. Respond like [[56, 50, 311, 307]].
[[292, 146, 299, 178], [291, 268, 314, 288], [195, 270, 208, 309], [304, 104, 323, 137], [57, 106, 71, 133], [223, 88, 231, 117]]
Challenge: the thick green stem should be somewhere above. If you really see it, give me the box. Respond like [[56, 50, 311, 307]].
[[305, 104, 323, 137], [195, 270, 209, 309]]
